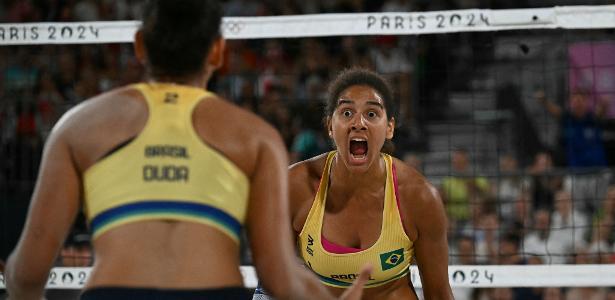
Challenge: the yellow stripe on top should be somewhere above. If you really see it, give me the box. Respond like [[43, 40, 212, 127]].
[[298, 151, 413, 288], [83, 83, 249, 243]]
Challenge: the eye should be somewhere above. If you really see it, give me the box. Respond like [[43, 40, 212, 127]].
[[342, 110, 353, 118], [367, 111, 377, 118]]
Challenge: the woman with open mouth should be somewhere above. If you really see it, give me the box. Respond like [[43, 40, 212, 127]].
[[285, 68, 453, 300]]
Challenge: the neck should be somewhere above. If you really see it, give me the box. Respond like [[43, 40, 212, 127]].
[[329, 153, 387, 197], [149, 70, 211, 89]]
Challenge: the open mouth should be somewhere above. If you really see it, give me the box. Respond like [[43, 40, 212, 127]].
[[349, 139, 368, 161]]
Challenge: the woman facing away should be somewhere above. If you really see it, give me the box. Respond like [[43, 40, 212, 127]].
[[289, 68, 453, 300], [4, 1, 370, 299]]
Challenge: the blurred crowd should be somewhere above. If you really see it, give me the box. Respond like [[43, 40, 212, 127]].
[[440, 149, 615, 299], [1, 1, 615, 300]]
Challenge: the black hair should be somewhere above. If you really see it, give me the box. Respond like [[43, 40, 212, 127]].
[[325, 67, 397, 122], [325, 67, 397, 154], [141, 0, 222, 78], [501, 232, 521, 249]]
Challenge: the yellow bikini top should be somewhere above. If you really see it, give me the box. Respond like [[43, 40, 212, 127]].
[[298, 151, 413, 288], [83, 82, 249, 243]]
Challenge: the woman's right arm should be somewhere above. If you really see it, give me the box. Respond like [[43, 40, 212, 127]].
[[246, 125, 369, 300]]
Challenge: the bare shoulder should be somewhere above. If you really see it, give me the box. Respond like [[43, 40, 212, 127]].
[[210, 96, 275, 132], [51, 86, 148, 171], [392, 157, 434, 195], [288, 153, 329, 232], [289, 153, 329, 183], [55, 86, 145, 137], [193, 94, 284, 178], [196, 95, 280, 143], [391, 157, 442, 213]]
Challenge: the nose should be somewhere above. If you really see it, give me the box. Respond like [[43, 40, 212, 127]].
[[351, 114, 367, 131]]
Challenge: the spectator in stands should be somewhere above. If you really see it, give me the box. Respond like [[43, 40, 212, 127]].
[[402, 151, 423, 172], [450, 235, 478, 300], [461, 201, 499, 264], [4, 0, 39, 22], [59, 233, 93, 267], [15, 101, 37, 138], [498, 232, 524, 265], [565, 278, 607, 300], [551, 189, 589, 252], [257, 39, 295, 99], [543, 287, 564, 300], [527, 151, 562, 210], [585, 218, 614, 264], [71, 67, 100, 102], [498, 232, 542, 300], [370, 35, 413, 120], [535, 89, 608, 168], [451, 235, 476, 265], [259, 84, 293, 146], [381, 0, 413, 12], [289, 102, 329, 163], [72, 0, 100, 21], [34, 70, 63, 138], [223, 0, 263, 16], [495, 153, 527, 223], [523, 208, 569, 264], [54, 49, 78, 102], [3, 47, 38, 92], [370, 36, 413, 77], [596, 185, 615, 223], [441, 148, 491, 229], [593, 185, 615, 262], [490, 288, 514, 300], [118, 57, 144, 86], [98, 47, 122, 91], [509, 190, 534, 237], [295, 39, 329, 103], [337, 36, 374, 70]]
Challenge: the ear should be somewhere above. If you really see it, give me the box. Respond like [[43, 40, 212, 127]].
[[133, 30, 147, 65], [326, 117, 333, 138], [207, 37, 226, 70], [386, 117, 395, 139]]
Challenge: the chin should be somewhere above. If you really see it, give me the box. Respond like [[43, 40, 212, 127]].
[[342, 152, 378, 173]]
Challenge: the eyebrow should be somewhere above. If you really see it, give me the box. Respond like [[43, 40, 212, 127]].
[[337, 99, 384, 109]]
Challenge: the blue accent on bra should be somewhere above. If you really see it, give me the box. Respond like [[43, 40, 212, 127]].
[[90, 200, 241, 239]]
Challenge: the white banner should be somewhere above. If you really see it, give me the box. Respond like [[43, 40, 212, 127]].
[[0, 21, 139, 45], [1, 5, 615, 45], [2, 265, 615, 289]]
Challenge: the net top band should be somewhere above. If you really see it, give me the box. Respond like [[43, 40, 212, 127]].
[[1, 5, 615, 45]]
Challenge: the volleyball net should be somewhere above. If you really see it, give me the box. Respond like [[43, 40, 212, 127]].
[[1, 4, 615, 295]]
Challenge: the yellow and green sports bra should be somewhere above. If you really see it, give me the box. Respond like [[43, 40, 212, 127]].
[[83, 82, 249, 243], [298, 151, 413, 288]]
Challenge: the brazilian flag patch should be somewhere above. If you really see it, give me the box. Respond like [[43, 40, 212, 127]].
[[379, 248, 404, 271]]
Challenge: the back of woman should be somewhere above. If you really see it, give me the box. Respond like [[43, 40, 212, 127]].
[[77, 83, 258, 291], [5, 2, 373, 299]]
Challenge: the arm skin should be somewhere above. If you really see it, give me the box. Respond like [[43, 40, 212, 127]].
[[399, 165, 453, 300], [535, 90, 563, 119], [5, 120, 81, 300], [288, 156, 324, 239], [246, 127, 369, 300]]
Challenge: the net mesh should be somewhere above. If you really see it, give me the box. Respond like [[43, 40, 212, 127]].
[[1, 3, 615, 297]]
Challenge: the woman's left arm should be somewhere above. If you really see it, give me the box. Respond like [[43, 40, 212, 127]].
[[406, 181, 453, 300]]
